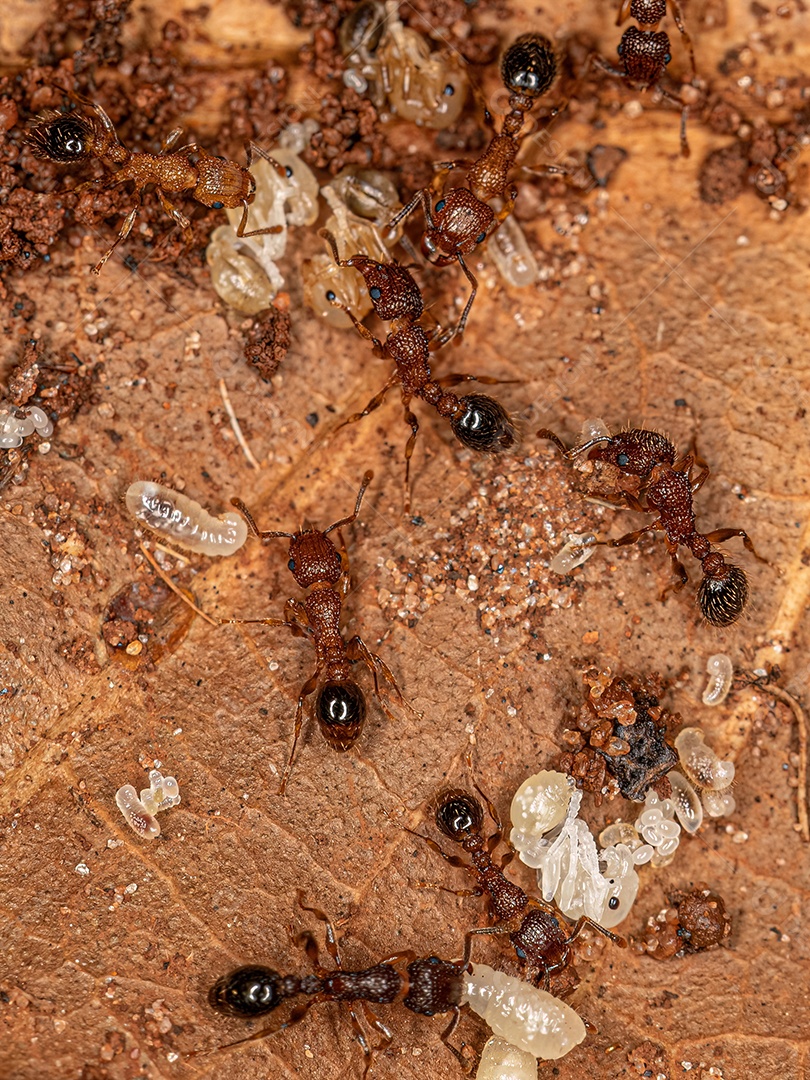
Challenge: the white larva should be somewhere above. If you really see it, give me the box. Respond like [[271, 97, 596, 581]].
[[667, 770, 704, 834], [476, 1036, 537, 1080], [549, 532, 597, 575], [675, 726, 735, 791], [125, 481, 248, 556], [462, 963, 586, 1060], [702, 653, 733, 706]]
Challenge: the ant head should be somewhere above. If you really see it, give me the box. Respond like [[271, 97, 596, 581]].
[[349, 258, 423, 321], [316, 681, 366, 750], [287, 530, 343, 588], [209, 966, 285, 1016], [698, 562, 748, 627], [403, 956, 463, 1016], [588, 429, 674, 476], [450, 395, 518, 454], [194, 157, 251, 209], [435, 790, 484, 839], [617, 27, 671, 83], [630, 0, 667, 24], [27, 110, 94, 163], [424, 189, 494, 259], [501, 33, 558, 98]]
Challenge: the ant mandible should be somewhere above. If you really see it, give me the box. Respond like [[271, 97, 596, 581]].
[[408, 787, 625, 991], [591, 0, 696, 157], [389, 34, 560, 341], [321, 231, 518, 513], [538, 425, 770, 626], [27, 94, 285, 273], [204, 890, 474, 1076]]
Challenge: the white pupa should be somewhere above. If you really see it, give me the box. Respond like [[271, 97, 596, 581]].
[[463, 964, 586, 1060], [115, 769, 181, 840], [125, 482, 248, 556], [675, 727, 735, 791], [549, 532, 597, 575], [476, 1036, 537, 1080]]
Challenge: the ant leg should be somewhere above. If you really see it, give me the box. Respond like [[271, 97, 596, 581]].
[[667, 0, 697, 80], [438, 1008, 470, 1070], [404, 828, 478, 875], [236, 201, 284, 239], [402, 398, 420, 515], [615, 0, 633, 23], [450, 253, 479, 345], [414, 881, 484, 898], [245, 141, 287, 180], [596, 522, 659, 548], [493, 184, 518, 227], [661, 549, 690, 599], [656, 86, 690, 157], [92, 202, 141, 274], [157, 189, 192, 233], [278, 672, 320, 795], [589, 53, 626, 78], [159, 127, 186, 153], [536, 428, 571, 456], [337, 372, 400, 432], [703, 528, 770, 565], [387, 185, 431, 232], [434, 372, 519, 388], [208, 999, 320, 1054], [346, 636, 404, 703], [328, 298, 387, 356], [359, 1002, 395, 1067], [323, 470, 374, 536], [296, 892, 344, 966]]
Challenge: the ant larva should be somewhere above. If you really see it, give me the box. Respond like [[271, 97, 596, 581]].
[[160, 471, 408, 794], [590, 0, 696, 156], [27, 93, 286, 273], [538, 424, 769, 626], [409, 787, 625, 990], [125, 481, 248, 557], [389, 33, 560, 341], [203, 891, 474, 1076], [321, 233, 518, 512]]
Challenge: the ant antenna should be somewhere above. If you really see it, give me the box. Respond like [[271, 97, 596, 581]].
[[230, 497, 294, 542], [324, 471, 374, 535]]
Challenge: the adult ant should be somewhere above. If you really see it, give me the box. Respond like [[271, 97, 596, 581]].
[[27, 95, 285, 273], [154, 472, 407, 793], [591, 0, 696, 157], [321, 232, 518, 513], [408, 788, 625, 991], [389, 34, 560, 340], [204, 891, 473, 1076], [538, 425, 769, 626]]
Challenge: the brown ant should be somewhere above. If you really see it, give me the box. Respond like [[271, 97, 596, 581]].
[[389, 34, 560, 340], [538, 425, 770, 626], [408, 788, 625, 991], [321, 231, 518, 513], [204, 890, 473, 1076], [27, 95, 285, 273], [591, 0, 696, 157], [156, 472, 407, 793]]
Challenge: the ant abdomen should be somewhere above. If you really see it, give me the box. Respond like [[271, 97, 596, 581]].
[[404, 956, 464, 1016], [434, 790, 484, 839], [209, 966, 285, 1016], [450, 394, 518, 454], [500, 33, 558, 98], [316, 681, 367, 750], [28, 111, 92, 163], [698, 563, 749, 627]]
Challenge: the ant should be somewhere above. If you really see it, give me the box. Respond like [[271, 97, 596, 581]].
[[204, 890, 474, 1076], [538, 425, 770, 626], [321, 232, 518, 513], [156, 472, 408, 793], [408, 788, 625, 991], [591, 0, 696, 157], [27, 94, 285, 273], [389, 34, 560, 341]]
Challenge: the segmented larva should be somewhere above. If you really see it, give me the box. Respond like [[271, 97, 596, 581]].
[[702, 653, 733, 707], [125, 481, 248, 556], [476, 1035, 538, 1080], [462, 963, 586, 1060]]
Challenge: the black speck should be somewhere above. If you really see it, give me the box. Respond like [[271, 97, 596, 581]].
[[674, 398, 687, 407], [306, 413, 319, 427]]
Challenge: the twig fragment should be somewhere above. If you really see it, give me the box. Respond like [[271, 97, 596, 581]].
[[138, 542, 218, 627], [219, 378, 261, 470]]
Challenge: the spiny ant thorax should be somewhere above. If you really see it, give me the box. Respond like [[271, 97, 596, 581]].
[[618, 26, 672, 82], [404, 957, 463, 1016], [630, 0, 668, 25]]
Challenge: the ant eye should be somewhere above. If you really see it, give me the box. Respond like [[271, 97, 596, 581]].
[[212, 201, 224, 209], [617, 452, 630, 466], [288, 558, 296, 571], [326, 290, 336, 301], [609, 897, 620, 910], [617, 42, 624, 55], [664, 52, 672, 63], [476, 231, 486, 244], [443, 83, 455, 96], [435, 199, 446, 213], [370, 286, 381, 300]]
